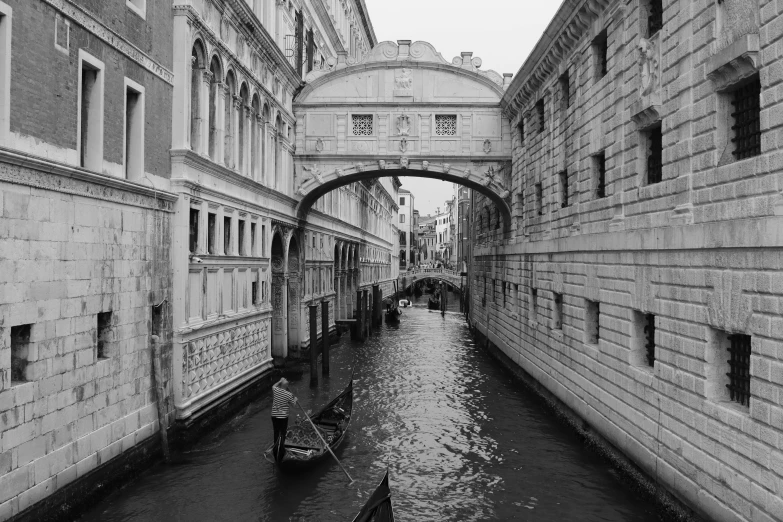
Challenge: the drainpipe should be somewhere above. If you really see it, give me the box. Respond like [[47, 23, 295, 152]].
[[150, 335, 170, 462]]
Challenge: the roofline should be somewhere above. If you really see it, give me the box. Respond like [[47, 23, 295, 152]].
[[354, 0, 377, 47]]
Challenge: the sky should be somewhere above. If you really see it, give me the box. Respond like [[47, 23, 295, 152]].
[[364, 0, 563, 215]]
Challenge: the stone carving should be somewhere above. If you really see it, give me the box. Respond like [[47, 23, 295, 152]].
[[500, 189, 510, 199], [335, 168, 344, 177], [302, 165, 324, 185], [182, 320, 270, 399], [422, 161, 430, 171], [394, 68, 413, 96], [378, 160, 387, 170], [220, 16, 229, 42], [397, 114, 411, 136], [443, 163, 451, 174], [355, 163, 365, 172], [483, 139, 492, 154], [400, 137, 409, 153], [463, 168, 472, 178], [400, 156, 409, 169], [638, 38, 658, 96], [315, 137, 324, 152], [237, 35, 245, 60], [482, 165, 496, 186]]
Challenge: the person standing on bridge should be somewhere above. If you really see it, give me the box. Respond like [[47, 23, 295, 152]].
[[271, 378, 297, 461]]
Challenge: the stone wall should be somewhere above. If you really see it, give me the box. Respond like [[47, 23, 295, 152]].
[[472, 0, 783, 520], [0, 156, 176, 520]]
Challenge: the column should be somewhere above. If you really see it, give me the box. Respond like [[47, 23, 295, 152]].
[[200, 70, 212, 155], [309, 304, 318, 386], [232, 95, 241, 171], [321, 300, 330, 376], [216, 83, 227, 165], [244, 104, 252, 176]]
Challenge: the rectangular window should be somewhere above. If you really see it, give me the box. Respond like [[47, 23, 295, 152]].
[[585, 299, 600, 344], [536, 99, 545, 133], [730, 76, 761, 160], [645, 126, 663, 185], [593, 29, 608, 80], [251, 222, 257, 256], [11, 324, 31, 383], [400, 214, 405, 223], [647, 0, 663, 36], [189, 208, 199, 254], [502, 281, 507, 307], [559, 71, 570, 111], [531, 287, 538, 320], [97, 311, 112, 359], [559, 170, 569, 208], [644, 313, 656, 366], [261, 224, 266, 256], [124, 80, 144, 181], [535, 182, 543, 216], [400, 197, 406, 206], [223, 216, 232, 255], [238, 219, 246, 256], [352, 114, 373, 136], [207, 213, 216, 254], [252, 279, 258, 305], [593, 152, 606, 199], [435, 115, 457, 136], [517, 118, 525, 146], [553, 292, 563, 329], [126, 0, 146, 19], [727, 334, 752, 407], [78, 51, 105, 171]]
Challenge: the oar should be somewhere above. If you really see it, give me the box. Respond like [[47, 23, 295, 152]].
[[296, 400, 354, 483]]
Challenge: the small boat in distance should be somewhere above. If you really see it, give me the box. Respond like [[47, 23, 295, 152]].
[[351, 471, 395, 522], [268, 373, 353, 469], [427, 294, 440, 310]]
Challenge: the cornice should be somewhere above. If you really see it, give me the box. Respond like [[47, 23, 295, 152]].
[[0, 147, 177, 211], [501, 0, 614, 118], [310, 0, 346, 54], [352, 0, 377, 47]]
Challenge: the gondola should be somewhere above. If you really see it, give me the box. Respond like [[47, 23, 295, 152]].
[[413, 284, 423, 298], [351, 471, 395, 522], [427, 295, 440, 310], [268, 373, 353, 469]]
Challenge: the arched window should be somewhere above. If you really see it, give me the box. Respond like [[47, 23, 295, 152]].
[[251, 94, 260, 181], [275, 113, 283, 189], [262, 104, 270, 184], [190, 41, 206, 152], [208, 56, 222, 161], [224, 72, 236, 168], [238, 83, 249, 175]]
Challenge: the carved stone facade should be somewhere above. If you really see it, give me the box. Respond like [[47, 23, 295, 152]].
[[472, 1, 783, 521]]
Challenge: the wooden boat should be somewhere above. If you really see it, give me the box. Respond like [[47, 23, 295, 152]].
[[427, 295, 440, 310], [385, 306, 401, 324], [351, 471, 395, 522], [270, 374, 353, 469]]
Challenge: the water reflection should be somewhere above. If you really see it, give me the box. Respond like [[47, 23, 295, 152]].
[[78, 307, 659, 521]]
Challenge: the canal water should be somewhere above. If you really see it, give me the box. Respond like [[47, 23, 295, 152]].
[[78, 297, 661, 521]]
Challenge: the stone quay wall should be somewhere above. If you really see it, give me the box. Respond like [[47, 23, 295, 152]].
[[470, 0, 783, 521]]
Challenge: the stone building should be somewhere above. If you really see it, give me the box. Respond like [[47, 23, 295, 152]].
[[471, 0, 783, 520], [0, 0, 177, 518], [398, 188, 414, 268]]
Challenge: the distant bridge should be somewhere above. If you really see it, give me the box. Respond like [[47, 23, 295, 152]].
[[398, 268, 464, 293]]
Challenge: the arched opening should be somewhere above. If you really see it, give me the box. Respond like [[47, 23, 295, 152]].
[[190, 41, 206, 152], [238, 83, 249, 175], [251, 94, 260, 181], [270, 233, 286, 359], [262, 104, 270, 185], [208, 56, 222, 161], [274, 113, 283, 190], [224, 71, 236, 169], [286, 236, 301, 354]]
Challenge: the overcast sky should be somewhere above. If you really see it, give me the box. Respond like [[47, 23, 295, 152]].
[[365, 0, 562, 215]]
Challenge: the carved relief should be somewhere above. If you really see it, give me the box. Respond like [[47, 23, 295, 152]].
[[443, 163, 451, 174], [638, 38, 658, 97], [315, 138, 324, 152], [483, 139, 492, 154], [335, 168, 344, 177], [302, 165, 324, 185], [400, 137, 409, 153], [378, 160, 387, 170], [400, 156, 409, 169], [422, 161, 430, 171], [397, 114, 411, 136], [394, 68, 413, 96]]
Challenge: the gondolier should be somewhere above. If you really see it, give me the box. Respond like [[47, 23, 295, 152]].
[[271, 378, 297, 461]]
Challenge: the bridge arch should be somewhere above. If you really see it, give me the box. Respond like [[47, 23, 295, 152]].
[[293, 40, 514, 234]]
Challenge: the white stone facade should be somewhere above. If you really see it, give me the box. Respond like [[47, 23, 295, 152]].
[[471, 0, 783, 520]]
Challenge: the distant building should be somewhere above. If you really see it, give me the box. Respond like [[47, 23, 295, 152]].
[[398, 188, 415, 268]]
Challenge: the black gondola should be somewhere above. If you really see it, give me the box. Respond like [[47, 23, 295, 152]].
[[351, 471, 395, 522], [427, 295, 440, 310], [268, 374, 353, 469]]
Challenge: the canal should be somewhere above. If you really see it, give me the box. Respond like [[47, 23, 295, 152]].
[[78, 301, 661, 521]]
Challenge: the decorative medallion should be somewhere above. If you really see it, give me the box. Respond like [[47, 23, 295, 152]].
[[355, 163, 365, 172], [443, 163, 451, 174], [400, 157, 409, 169], [463, 168, 472, 178], [315, 137, 324, 152], [335, 168, 344, 177], [422, 161, 430, 171], [483, 139, 492, 154], [400, 137, 409, 153], [378, 160, 387, 170]]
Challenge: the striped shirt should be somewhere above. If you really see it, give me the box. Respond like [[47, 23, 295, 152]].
[[272, 386, 295, 418]]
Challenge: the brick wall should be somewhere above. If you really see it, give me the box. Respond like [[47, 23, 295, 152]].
[[473, 0, 783, 520]]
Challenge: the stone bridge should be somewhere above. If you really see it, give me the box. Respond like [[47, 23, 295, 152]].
[[398, 268, 464, 293], [293, 40, 514, 232]]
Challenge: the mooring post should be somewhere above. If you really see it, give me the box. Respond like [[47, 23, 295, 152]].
[[309, 304, 318, 387], [373, 285, 382, 327], [368, 288, 374, 338], [441, 282, 447, 316], [321, 300, 330, 376], [353, 289, 362, 340], [362, 289, 369, 340]]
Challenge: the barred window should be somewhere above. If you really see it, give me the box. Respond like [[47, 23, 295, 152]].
[[730, 77, 761, 160], [646, 126, 663, 185], [536, 99, 545, 133], [518, 118, 525, 146], [593, 29, 608, 79], [727, 334, 751, 407], [435, 115, 457, 136], [559, 170, 569, 208], [594, 152, 606, 199], [647, 0, 663, 36], [352, 114, 373, 136], [644, 313, 656, 366], [559, 71, 570, 111]]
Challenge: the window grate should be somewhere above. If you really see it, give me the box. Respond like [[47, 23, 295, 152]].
[[560, 170, 569, 208], [594, 30, 608, 78], [730, 78, 761, 160], [435, 115, 457, 136], [536, 183, 543, 216], [647, 126, 663, 184], [648, 0, 663, 36], [518, 119, 525, 146], [352, 114, 373, 136], [536, 100, 545, 133], [726, 334, 751, 407], [644, 313, 655, 366], [560, 72, 570, 110], [596, 153, 606, 198]]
